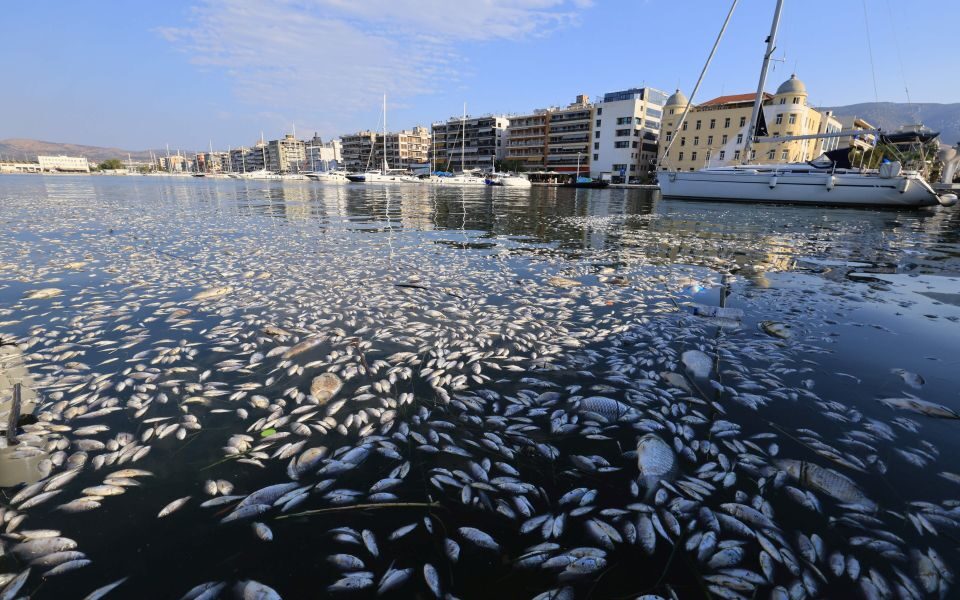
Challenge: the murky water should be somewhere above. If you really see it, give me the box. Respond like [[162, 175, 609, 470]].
[[0, 175, 958, 600]]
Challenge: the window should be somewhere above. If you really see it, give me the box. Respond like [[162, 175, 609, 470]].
[[721, 135, 727, 144], [680, 137, 686, 146], [630, 165, 636, 171], [734, 150, 740, 160], [724, 117, 731, 128], [707, 135, 713, 145], [736, 133, 743, 144], [593, 153, 598, 161], [780, 98, 786, 104], [709, 119, 716, 129], [750, 150, 756, 159], [678, 152, 684, 161], [719, 150, 726, 160], [665, 133, 672, 142], [792, 97, 799, 104], [596, 107, 602, 115], [616, 117, 632, 125], [595, 131, 600, 138], [682, 122, 688, 131], [767, 150, 776, 160], [691, 151, 698, 161], [775, 114, 783, 125], [695, 120, 702, 130], [788, 114, 797, 125], [614, 141, 630, 148], [781, 150, 788, 160], [705, 150, 712, 161], [615, 129, 631, 137], [739, 116, 746, 127], [669, 108, 675, 115], [693, 136, 699, 146], [594, 142, 599, 150], [632, 141, 638, 148]]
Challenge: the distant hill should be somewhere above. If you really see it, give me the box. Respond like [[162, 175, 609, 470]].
[[0, 138, 160, 163], [824, 102, 960, 146]]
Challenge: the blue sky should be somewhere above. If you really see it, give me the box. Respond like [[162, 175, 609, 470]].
[[2, 0, 955, 151]]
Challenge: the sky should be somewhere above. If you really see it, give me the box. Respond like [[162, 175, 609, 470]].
[[2, 0, 956, 151]]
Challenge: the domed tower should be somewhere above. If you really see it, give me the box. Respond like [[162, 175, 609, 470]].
[[774, 74, 807, 105], [664, 89, 689, 115]]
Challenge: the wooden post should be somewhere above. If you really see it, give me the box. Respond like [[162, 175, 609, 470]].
[[6, 383, 21, 445]]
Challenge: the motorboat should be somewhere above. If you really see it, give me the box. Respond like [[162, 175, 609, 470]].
[[427, 171, 488, 186], [240, 169, 281, 180], [561, 176, 609, 189], [306, 170, 349, 183], [347, 169, 419, 183], [486, 173, 532, 187]]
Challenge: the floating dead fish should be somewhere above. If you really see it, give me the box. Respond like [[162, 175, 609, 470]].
[[681, 350, 712, 379], [310, 373, 343, 404], [877, 394, 958, 419], [891, 368, 924, 389], [759, 321, 792, 339], [191, 286, 233, 301], [24, 288, 63, 300]]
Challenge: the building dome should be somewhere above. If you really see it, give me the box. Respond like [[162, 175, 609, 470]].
[[776, 74, 807, 96], [666, 89, 689, 106]]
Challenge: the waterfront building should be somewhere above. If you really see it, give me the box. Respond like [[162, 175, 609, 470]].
[[591, 87, 667, 183], [0, 161, 41, 174], [304, 135, 342, 171], [37, 155, 90, 172], [506, 95, 595, 176], [836, 116, 878, 152], [431, 114, 509, 172], [267, 134, 307, 173], [198, 151, 230, 173], [659, 74, 843, 171], [341, 127, 431, 172]]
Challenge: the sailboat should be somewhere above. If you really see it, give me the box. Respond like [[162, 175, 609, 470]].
[[427, 104, 488, 186], [241, 133, 280, 180], [347, 96, 419, 183], [658, 0, 948, 208]]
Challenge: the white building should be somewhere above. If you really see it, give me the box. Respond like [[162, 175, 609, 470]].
[[37, 155, 90, 173], [590, 87, 668, 183], [305, 135, 342, 171]]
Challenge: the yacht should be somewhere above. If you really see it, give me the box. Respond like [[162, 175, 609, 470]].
[[348, 95, 420, 184], [426, 104, 493, 186], [486, 173, 532, 187], [240, 169, 280, 180], [657, 0, 950, 208], [306, 170, 349, 183]]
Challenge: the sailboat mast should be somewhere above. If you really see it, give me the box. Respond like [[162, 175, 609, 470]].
[[461, 103, 466, 173], [741, 0, 785, 164], [382, 94, 388, 173], [261, 131, 267, 172]]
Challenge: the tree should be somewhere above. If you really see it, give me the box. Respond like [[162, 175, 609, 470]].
[[98, 159, 125, 171]]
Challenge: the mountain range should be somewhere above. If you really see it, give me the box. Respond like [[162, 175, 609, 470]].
[[2, 102, 959, 163]]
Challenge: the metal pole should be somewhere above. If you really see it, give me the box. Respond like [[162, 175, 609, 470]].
[[742, 0, 785, 164], [7, 383, 22, 445]]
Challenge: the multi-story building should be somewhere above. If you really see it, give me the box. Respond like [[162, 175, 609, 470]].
[[198, 151, 230, 173], [431, 114, 509, 172], [591, 87, 667, 183], [304, 135, 342, 171], [659, 74, 843, 171], [546, 95, 593, 176], [156, 154, 191, 172], [505, 110, 550, 171], [267, 134, 307, 173], [37, 155, 90, 172], [341, 127, 431, 172], [836, 116, 878, 152]]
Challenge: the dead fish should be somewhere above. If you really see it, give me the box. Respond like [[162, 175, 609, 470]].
[[310, 373, 343, 404], [891, 368, 924, 389], [681, 350, 712, 378], [877, 393, 958, 419], [775, 459, 875, 511], [759, 320, 792, 339], [191, 286, 233, 301], [234, 580, 281, 600], [636, 434, 675, 483], [547, 276, 581, 288], [82, 577, 129, 600], [158, 496, 191, 518], [24, 288, 63, 300]]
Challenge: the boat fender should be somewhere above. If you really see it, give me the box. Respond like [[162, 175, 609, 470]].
[[939, 194, 958, 207], [898, 177, 910, 193], [768, 175, 778, 189], [826, 175, 836, 191]]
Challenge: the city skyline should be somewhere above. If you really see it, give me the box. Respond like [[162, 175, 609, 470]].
[[2, 0, 956, 150]]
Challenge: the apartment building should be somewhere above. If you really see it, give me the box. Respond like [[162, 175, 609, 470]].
[[432, 115, 509, 172], [267, 134, 307, 173], [505, 110, 549, 171], [836, 116, 878, 152], [340, 127, 431, 172], [545, 95, 593, 175], [591, 87, 667, 182], [660, 74, 843, 171], [304, 135, 342, 171], [37, 155, 90, 172]]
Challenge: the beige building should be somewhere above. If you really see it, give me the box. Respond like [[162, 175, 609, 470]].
[[836, 116, 877, 151], [660, 75, 843, 171], [341, 126, 431, 172], [267, 134, 307, 173], [505, 95, 594, 175]]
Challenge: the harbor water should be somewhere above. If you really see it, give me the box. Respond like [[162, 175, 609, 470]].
[[0, 175, 958, 599]]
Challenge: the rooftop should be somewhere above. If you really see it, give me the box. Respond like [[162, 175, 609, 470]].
[[700, 92, 773, 107]]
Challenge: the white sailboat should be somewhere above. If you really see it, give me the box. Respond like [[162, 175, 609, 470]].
[[658, 0, 949, 208], [428, 103, 488, 186], [348, 95, 419, 184], [241, 132, 280, 179]]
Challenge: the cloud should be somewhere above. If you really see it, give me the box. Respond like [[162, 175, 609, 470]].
[[158, 0, 589, 138]]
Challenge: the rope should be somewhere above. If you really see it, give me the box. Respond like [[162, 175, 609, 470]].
[[861, 0, 880, 103], [657, 0, 739, 170]]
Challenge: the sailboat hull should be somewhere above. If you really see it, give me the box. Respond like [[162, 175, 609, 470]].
[[658, 169, 940, 207]]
